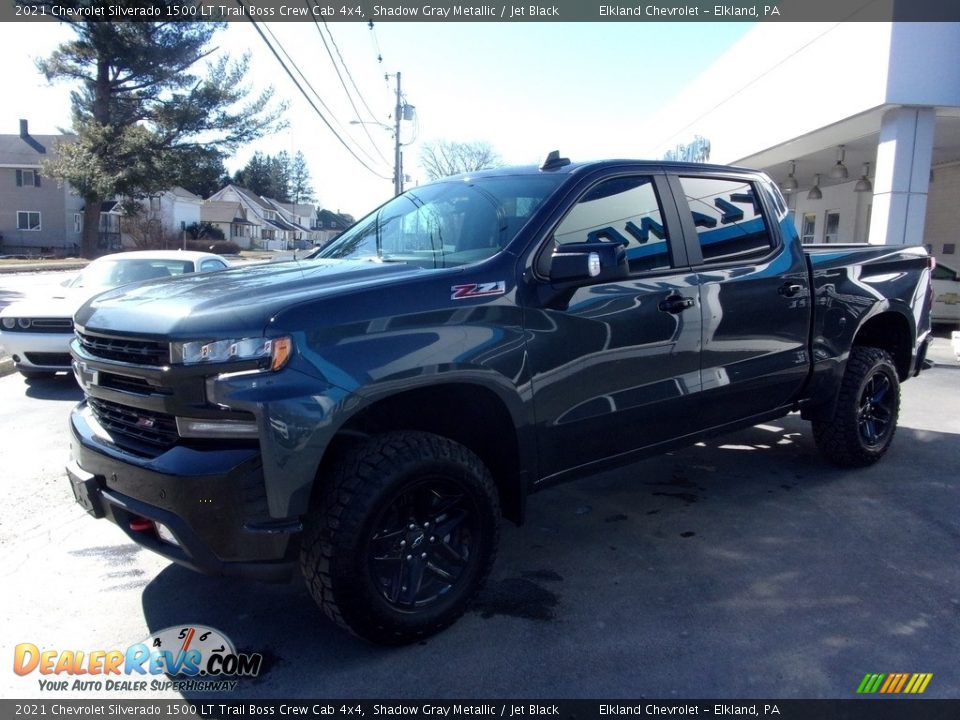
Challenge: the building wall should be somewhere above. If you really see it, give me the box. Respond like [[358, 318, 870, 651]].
[[788, 177, 872, 244], [168, 196, 201, 233], [0, 167, 82, 253], [923, 162, 960, 264]]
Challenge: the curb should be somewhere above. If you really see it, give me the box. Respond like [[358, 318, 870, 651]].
[[0, 261, 87, 275], [0, 355, 15, 379]]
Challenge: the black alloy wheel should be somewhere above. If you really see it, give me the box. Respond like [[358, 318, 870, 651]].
[[367, 477, 481, 610], [301, 431, 500, 644], [857, 371, 894, 447]]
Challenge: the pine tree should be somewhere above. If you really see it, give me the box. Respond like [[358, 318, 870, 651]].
[[39, 13, 285, 258], [289, 152, 315, 205]]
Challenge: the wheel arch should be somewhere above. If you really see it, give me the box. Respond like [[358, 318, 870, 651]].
[[851, 306, 914, 381], [312, 381, 530, 525]]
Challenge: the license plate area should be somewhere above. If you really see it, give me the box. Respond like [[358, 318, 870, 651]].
[[67, 462, 106, 519]]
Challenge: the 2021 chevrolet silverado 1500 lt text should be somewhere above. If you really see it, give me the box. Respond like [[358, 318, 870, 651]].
[[66, 156, 933, 644]]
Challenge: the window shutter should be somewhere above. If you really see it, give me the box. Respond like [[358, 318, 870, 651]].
[[16, 170, 22, 187], [34, 173, 41, 187]]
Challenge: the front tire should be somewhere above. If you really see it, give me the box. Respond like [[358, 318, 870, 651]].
[[813, 346, 900, 467], [300, 431, 500, 645]]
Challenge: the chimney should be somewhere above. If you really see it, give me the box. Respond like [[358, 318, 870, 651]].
[[19, 119, 28, 138]]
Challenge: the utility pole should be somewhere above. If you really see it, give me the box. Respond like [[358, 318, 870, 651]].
[[393, 71, 402, 196]]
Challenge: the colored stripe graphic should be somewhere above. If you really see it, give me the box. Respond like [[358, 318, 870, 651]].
[[857, 673, 932, 694], [857, 674, 884, 694]]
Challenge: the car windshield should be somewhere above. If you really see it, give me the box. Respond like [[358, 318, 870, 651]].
[[66, 258, 194, 290], [319, 175, 563, 268]]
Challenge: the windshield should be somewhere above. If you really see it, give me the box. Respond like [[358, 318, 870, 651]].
[[66, 258, 194, 290], [319, 175, 563, 268]]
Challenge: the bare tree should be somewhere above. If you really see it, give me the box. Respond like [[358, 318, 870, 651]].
[[419, 140, 502, 181]]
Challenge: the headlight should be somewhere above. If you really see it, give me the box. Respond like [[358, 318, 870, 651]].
[[173, 335, 292, 371], [1, 317, 16, 330]]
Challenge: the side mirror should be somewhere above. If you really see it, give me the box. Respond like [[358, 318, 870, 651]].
[[548, 241, 628, 284]]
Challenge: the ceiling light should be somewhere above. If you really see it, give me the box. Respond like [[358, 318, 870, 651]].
[[829, 146, 849, 180], [807, 174, 823, 200], [854, 163, 873, 193], [781, 160, 798, 193]]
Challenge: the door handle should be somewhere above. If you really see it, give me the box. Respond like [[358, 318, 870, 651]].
[[778, 283, 803, 297], [658, 295, 695, 313]]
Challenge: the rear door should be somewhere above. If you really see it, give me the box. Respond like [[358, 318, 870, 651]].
[[670, 173, 811, 428], [523, 171, 703, 480]]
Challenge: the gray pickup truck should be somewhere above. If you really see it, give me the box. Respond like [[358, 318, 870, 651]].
[[66, 156, 933, 643]]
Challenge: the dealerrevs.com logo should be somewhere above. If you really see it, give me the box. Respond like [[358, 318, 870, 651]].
[[13, 625, 263, 693]]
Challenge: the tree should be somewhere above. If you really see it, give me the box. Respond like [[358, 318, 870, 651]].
[[39, 13, 285, 258], [289, 151, 315, 204], [233, 151, 293, 201], [419, 140, 502, 181], [176, 148, 230, 199]]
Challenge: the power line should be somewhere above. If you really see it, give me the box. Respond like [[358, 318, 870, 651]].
[[322, 14, 383, 125], [236, 1, 392, 181], [259, 22, 389, 172], [303, 2, 392, 167]]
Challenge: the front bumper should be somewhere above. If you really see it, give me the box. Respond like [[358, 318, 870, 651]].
[[0, 329, 73, 371], [68, 401, 299, 582]]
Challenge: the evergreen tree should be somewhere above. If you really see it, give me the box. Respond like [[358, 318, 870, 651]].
[[289, 151, 315, 204], [39, 12, 285, 258], [176, 148, 229, 199]]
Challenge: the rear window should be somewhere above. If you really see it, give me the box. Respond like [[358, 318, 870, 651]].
[[678, 176, 775, 264]]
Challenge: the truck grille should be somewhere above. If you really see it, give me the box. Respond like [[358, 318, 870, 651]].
[[77, 331, 168, 366], [88, 397, 179, 449]]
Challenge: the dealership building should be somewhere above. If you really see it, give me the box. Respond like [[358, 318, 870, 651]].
[[645, 22, 960, 267]]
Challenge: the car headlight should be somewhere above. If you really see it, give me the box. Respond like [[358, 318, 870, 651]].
[[1, 317, 16, 330], [173, 336, 292, 371]]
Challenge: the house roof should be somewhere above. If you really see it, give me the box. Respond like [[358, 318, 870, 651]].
[[201, 201, 252, 224], [169, 186, 201, 200], [316, 209, 354, 230], [0, 132, 73, 167], [232, 185, 274, 212]]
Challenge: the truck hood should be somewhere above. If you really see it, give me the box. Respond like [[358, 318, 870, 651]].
[[75, 259, 427, 338]]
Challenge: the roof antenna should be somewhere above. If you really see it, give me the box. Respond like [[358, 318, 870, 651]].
[[540, 150, 571, 171]]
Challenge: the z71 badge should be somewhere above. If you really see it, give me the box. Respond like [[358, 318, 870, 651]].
[[451, 281, 506, 300]]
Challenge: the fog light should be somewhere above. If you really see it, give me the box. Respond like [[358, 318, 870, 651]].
[[176, 417, 259, 438], [155, 522, 180, 547]]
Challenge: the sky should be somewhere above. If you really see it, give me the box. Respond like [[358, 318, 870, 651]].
[[0, 19, 753, 218]]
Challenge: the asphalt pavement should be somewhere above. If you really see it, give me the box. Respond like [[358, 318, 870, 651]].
[[1, 337, 957, 701]]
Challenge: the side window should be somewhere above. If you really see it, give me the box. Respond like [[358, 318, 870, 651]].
[[201, 259, 226, 272], [679, 177, 775, 264], [553, 176, 672, 274]]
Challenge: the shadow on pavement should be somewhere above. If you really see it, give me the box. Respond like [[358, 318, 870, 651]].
[[139, 415, 960, 699], [23, 374, 83, 401]]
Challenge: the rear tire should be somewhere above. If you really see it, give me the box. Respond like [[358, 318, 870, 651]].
[[813, 346, 900, 467], [300, 431, 500, 645]]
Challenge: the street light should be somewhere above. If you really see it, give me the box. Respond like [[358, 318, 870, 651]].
[[350, 72, 414, 197]]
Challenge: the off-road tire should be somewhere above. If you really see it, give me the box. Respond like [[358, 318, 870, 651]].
[[813, 346, 900, 467], [300, 431, 500, 645]]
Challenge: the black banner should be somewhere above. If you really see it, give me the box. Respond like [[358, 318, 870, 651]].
[[6, 0, 960, 23], [4, 699, 960, 720]]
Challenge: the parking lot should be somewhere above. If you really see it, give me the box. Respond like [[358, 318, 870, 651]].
[[1, 328, 957, 701]]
